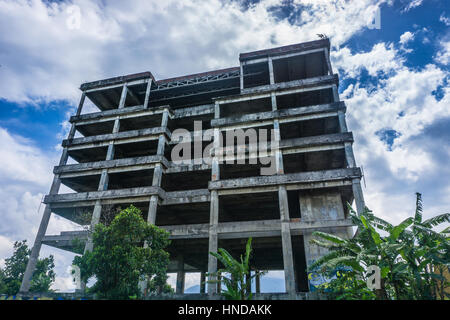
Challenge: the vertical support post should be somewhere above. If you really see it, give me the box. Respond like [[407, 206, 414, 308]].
[[268, 57, 275, 85], [20, 91, 86, 293], [272, 93, 295, 295], [214, 101, 220, 119], [256, 272, 261, 294], [143, 79, 152, 109], [338, 110, 348, 133], [200, 272, 206, 294], [324, 47, 333, 75], [118, 83, 127, 109], [207, 190, 219, 296], [279, 185, 296, 295], [239, 63, 244, 91], [271, 93, 277, 111], [176, 255, 185, 294], [352, 178, 365, 214]]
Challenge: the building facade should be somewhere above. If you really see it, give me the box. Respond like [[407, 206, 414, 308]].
[[20, 38, 365, 298]]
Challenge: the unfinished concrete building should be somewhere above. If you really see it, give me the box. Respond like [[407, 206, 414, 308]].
[[20, 38, 365, 298]]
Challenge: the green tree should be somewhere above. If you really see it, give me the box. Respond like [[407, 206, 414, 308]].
[[308, 193, 449, 300], [0, 240, 55, 295], [73, 205, 171, 299], [208, 238, 266, 300]]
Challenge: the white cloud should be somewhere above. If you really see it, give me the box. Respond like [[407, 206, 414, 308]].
[[0, 127, 83, 290], [336, 41, 450, 225], [402, 0, 423, 12], [399, 31, 414, 45], [435, 39, 450, 65], [332, 42, 402, 78], [0, 0, 386, 104], [439, 13, 450, 26]]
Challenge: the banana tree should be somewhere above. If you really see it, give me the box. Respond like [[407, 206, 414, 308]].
[[207, 238, 266, 300], [308, 193, 449, 300]]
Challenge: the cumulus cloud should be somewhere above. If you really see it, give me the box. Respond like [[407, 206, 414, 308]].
[[399, 31, 414, 45], [335, 41, 450, 224], [435, 39, 450, 65], [0, 0, 386, 103], [0, 127, 82, 291]]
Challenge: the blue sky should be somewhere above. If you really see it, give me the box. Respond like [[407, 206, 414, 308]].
[[0, 0, 449, 291]]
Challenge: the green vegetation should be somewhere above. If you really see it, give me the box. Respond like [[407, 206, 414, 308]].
[[73, 205, 171, 299], [309, 193, 449, 300], [208, 237, 266, 300], [0, 240, 55, 295]]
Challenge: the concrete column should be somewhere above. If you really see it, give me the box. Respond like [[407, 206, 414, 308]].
[[274, 117, 296, 295], [268, 57, 275, 85], [207, 190, 219, 296], [271, 93, 277, 111], [176, 255, 185, 294], [214, 101, 220, 119], [352, 178, 365, 214], [200, 272, 206, 294], [143, 79, 152, 109], [324, 47, 333, 75], [279, 186, 296, 295], [338, 110, 348, 133], [20, 93, 85, 293], [118, 83, 127, 109], [239, 63, 244, 91], [332, 84, 340, 102]]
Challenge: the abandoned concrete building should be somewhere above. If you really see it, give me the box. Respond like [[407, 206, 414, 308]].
[[20, 38, 365, 298]]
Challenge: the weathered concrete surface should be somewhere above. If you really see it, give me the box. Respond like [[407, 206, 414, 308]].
[[209, 167, 361, 190], [22, 38, 365, 299], [211, 101, 345, 128]]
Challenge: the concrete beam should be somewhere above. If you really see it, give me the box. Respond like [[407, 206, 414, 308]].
[[55, 155, 169, 176], [211, 101, 345, 128], [44, 186, 165, 204], [241, 74, 338, 97], [209, 168, 361, 191], [162, 189, 211, 205], [70, 105, 172, 125], [64, 127, 171, 149]]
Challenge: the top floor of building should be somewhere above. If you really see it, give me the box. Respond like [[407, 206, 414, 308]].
[[77, 38, 335, 113]]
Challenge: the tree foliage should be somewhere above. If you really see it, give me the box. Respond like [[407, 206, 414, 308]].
[[0, 240, 55, 295], [72, 205, 171, 299], [309, 193, 449, 300]]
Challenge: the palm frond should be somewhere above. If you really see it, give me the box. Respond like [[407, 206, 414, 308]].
[[421, 213, 450, 228], [311, 231, 346, 244]]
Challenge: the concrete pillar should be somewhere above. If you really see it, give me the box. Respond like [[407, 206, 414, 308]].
[[239, 63, 244, 91], [20, 92, 85, 293], [143, 78, 152, 109], [338, 110, 348, 133], [332, 84, 340, 102], [279, 186, 296, 295], [176, 256, 185, 294], [255, 272, 261, 294], [268, 56, 275, 85], [324, 47, 333, 75], [271, 93, 277, 111], [207, 190, 219, 296], [214, 101, 220, 119], [118, 83, 127, 109], [352, 178, 365, 214], [200, 272, 206, 294]]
